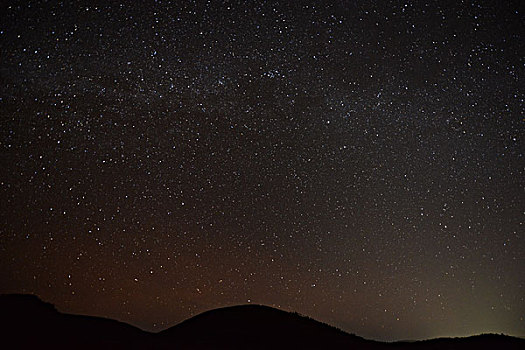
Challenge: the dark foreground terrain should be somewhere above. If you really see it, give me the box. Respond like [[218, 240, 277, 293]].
[[0, 294, 523, 349]]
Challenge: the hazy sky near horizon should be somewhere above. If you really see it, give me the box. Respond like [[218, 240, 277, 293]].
[[1, 0, 523, 341]]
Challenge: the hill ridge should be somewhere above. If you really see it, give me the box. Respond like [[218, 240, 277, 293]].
[[1, 294, 523, 349]]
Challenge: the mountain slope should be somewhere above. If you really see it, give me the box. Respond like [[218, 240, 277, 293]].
[[159, 304, 383, 349], [0, 294, 152, 349]]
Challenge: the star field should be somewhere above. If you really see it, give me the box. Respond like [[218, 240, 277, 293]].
[[0, 0, 523, 341]]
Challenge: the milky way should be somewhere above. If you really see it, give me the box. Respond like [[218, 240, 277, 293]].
[[0, 0, 523, 341]]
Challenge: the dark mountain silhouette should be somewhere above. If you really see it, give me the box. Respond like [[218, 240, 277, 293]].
[[1, 294, 523, 349], [158, 304, 378, 349], [0, 294, 153, 349]]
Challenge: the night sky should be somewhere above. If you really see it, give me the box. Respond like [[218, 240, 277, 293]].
[[1, 0, 523, 341]]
